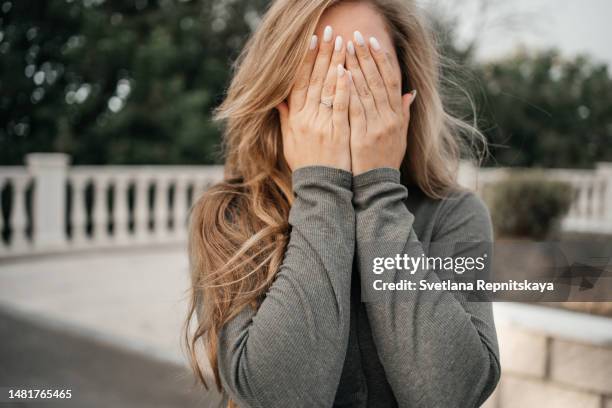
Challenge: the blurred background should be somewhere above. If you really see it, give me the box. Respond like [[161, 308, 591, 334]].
[[1, 0, 611, 407]]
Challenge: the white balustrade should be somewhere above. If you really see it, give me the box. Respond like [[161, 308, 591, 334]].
[[0, 155, 224, 257], [1, 154, 610, 258]]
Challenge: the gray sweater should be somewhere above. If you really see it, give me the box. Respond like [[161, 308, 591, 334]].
[[217, 166, 500, 407]]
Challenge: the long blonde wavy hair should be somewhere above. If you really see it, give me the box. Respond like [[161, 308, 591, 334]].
[[184, 0, 484, 401]]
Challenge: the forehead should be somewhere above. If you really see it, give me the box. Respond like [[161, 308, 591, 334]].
[[314, 2, 393, 51]]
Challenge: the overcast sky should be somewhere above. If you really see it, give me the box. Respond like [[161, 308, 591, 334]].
[[419, 0, 612, 67]]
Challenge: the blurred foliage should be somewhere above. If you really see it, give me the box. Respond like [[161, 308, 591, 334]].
[[475, 51, 612, 168], [483, 172, 574, 239], [428, 5, 612, 168], [0, 0, 268, 165], [1, 0, 611, 167]]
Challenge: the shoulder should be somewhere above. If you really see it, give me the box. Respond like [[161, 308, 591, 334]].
[[434, 188, 493, 241], [407, 186, 492, 242], [438, 188, 491, 220]]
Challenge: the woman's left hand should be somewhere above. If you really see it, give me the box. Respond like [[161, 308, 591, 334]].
[[345, 31, 417, 175]]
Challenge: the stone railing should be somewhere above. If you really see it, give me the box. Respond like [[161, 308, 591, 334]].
[[0, 153, 223, 257], [483, 303, 612, 408], [1, 154, 611, 258]]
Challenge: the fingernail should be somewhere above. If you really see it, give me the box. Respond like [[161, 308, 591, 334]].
[[411, 89, 418, 101], [310, 35, 318, 50], [323, 25, 333, 42], [348, 70, 353, 82], [347, 40, 355, 55], [354, 30, 365, 46], [337, 64, 345, 77], [334, 35, 343, 52], [369, 36, 381, 51]]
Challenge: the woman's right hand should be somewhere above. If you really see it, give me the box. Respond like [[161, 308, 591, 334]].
[[276, 26, 352, 172]]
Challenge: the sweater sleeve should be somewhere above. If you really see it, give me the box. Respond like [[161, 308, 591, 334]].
[[352, 167, 501, 408], [216, 166, 355, 408]]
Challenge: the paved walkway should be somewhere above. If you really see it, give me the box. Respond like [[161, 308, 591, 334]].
[[0, 245, 224, 406], [0, 310, 209, 407], [0, 245, 193, 364]]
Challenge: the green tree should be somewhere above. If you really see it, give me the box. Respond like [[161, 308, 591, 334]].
[[475, 50, 612, 168], [2, 0, 611, 168], [0, 0, 267, 165]]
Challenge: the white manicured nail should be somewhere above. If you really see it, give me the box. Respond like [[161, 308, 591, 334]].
[[335, 36, 343, 52], [348, 70, 352, 82], [310, 35, 318, 50], [337, 64, 345, 77], [323, 25, 333, 42], [354, 30, 365, 46], [347, 41, 355, 55], [369, 36, 381, 51], [411, 89, 418, 101]]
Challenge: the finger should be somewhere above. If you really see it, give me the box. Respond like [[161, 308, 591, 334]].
[[368, 36, 402, 114], [319, 35, 346, 116], [402, 90, 417, 132], [347, 71, 366, 134], [332, 64, 349, 136], [305, 25, 335, 109], [289, 35, 319, 112], [346, 40, 377, 123], [352, 30, 391, 112]]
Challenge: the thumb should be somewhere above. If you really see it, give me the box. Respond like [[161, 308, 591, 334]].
[[401, 89, 417, 130], [275, 100, 289, 141]]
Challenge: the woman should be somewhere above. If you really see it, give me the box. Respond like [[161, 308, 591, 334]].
[[185, 0, 501, 407]]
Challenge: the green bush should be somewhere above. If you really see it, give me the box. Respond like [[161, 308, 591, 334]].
[[484, 172, 574, 239]]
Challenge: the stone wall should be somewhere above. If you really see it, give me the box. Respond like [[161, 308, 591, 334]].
[[483, 304, 612, 408]]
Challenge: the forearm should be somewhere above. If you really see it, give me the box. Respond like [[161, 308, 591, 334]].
[[217, 166, 355, 408], [353, 168, 500, 407]]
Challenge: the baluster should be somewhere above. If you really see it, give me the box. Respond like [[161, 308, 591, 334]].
[[133, 175, 150, 242], [578, 178, 589, 218], [575, 177, 589, 231], [593, 177, 606, 217], [567, 179, 578, 218], [596, 163, 612, 231], [0, 178, 3, 256], [10, 176, 29, 252], [92, 176, 109, 244], [0, 178, 5, 255], [70, 175, 88, 246], [185, 180, 195, 210], [192, 179, 206, 203], [587, 178, 601, 232], [173, 176, 188, 239], [113, 176, 130, 244], [154, 176, 169, 241]]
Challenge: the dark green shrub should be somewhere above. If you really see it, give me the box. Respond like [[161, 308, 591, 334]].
[[484, 172, 574, 239]]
